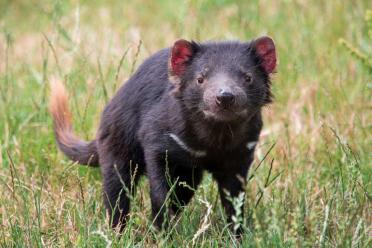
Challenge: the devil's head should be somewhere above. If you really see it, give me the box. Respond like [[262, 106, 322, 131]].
[[168, 36, 276, 122]]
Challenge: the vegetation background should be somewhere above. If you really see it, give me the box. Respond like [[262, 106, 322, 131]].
[[0, 0, 371, 247]]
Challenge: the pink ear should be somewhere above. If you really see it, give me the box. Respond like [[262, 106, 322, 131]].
[[170, 39, 194, 76], [254, 36, 276, 74]]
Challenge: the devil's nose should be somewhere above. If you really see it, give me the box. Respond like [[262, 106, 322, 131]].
[[216, 90, 235, 107]]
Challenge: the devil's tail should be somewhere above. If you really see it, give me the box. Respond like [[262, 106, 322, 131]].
[[49, 80, 99, 166]]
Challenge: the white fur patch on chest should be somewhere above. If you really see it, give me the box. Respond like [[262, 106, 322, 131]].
[[168, 133, 207, 158], [246, 141, 258, 150]]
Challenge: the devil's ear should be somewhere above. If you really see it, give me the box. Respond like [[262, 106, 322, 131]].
[[169, 39, 197, 77], [253, 36, 277, 74], [169, 39, 198, 97]]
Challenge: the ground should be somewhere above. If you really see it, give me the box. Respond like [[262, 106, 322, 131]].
[[0, 0, 371, 247]]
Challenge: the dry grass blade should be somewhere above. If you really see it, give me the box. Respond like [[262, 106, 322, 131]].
[[192, 198, 212, 246]]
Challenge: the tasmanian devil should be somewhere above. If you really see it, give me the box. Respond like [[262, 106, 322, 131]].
[[50, 36, 277, 234]]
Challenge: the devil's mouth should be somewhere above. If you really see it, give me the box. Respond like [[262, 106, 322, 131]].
[[203, 108, 247, 121]]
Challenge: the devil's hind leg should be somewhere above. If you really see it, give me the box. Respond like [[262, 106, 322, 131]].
[[99, 148, 143, 232]]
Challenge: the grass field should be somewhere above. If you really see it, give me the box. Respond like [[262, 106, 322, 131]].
[[0, 0, 371, 247]]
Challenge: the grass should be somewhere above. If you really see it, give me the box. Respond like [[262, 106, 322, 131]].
[[0, 0, 371, 247]]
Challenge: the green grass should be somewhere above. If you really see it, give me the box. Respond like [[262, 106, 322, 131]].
[[0, 0, 371, 247]]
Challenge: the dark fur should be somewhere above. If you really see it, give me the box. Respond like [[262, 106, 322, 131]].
[[50, 37, 276, 234]]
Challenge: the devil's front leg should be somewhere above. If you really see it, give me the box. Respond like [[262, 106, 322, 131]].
[[143, 147, 175, 229], [213, 150, 254, 235]]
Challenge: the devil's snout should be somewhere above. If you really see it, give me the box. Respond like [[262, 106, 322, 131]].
[[216, 89, 235, 108]]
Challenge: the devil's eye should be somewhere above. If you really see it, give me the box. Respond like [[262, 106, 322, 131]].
[[245, 73, 253, 83], [197, 77, 204, 84]]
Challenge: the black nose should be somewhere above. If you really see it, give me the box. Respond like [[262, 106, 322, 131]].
[[216, 90, 235, 107]]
